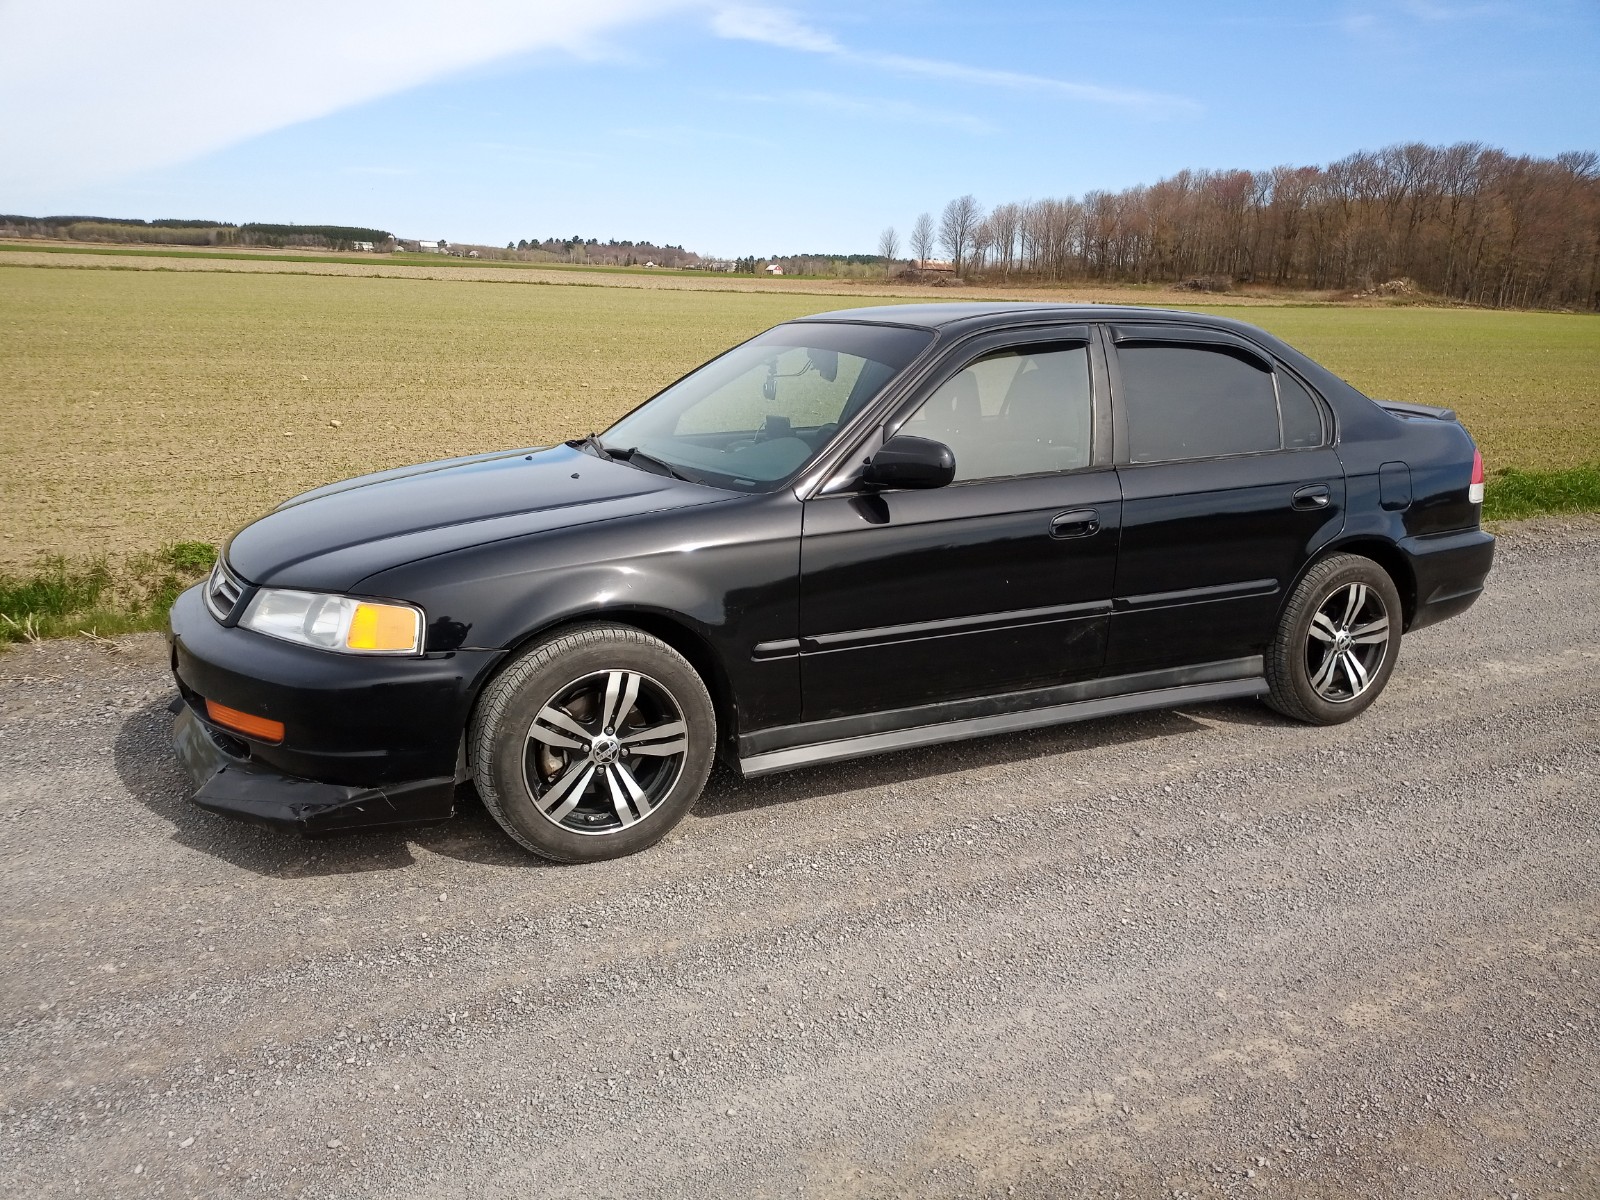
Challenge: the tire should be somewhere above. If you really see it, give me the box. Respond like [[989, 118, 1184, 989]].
[[1265, 553, 1403, 725], [469, 624, 715, 862]]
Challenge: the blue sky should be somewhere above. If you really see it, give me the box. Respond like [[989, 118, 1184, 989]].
[[1, 1, 1595, 257]]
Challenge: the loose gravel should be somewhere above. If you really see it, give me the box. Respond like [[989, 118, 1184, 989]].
[[1, 518, 1596, 1198]]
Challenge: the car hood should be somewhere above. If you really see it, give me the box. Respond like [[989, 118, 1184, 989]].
[[225, 444, 731, 591]]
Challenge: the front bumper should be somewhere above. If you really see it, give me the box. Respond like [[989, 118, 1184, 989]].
[[173, 703, 458, 834], [167, 583, 504, 834]]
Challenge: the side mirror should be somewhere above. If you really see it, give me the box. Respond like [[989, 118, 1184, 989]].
[[862, 434, 956, 490]]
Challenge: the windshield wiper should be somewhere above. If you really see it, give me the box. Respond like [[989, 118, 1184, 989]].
[[568, 432, 612, 460], [569, 434, 700, 484], [613, 446, 700, 484]]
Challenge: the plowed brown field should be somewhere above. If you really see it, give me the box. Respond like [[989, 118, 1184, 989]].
[[2, 259, 1594, 566]]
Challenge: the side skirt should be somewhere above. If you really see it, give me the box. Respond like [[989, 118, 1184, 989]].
[[737, 661, 1266, 778]]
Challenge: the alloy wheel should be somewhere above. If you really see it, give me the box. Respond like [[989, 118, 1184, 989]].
[[520, 670, 689, 836], [1305, 582, 1391, 703]]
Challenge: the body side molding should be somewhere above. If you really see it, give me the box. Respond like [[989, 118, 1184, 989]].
[[801, 598, 1112, 653], [1115, 577, 1279, 611], [738, 659, 1266, 777]]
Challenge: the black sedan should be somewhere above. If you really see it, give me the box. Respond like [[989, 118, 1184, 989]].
[[169, 303, 1494, 861]]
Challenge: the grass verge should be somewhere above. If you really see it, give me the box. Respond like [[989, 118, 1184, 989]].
[[0, 542, 214, 645], [1482, 464, 1600, 521]]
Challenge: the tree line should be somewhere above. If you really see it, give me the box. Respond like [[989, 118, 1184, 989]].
[[505, 236, 698, 268], [0, 215, 393, 250], [880, 143, 1600, 310]]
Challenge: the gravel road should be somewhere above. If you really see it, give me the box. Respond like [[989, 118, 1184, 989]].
[[3, 519, 1596, 1199]]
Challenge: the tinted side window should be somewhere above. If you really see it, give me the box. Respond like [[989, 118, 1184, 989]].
[[900, 344, 1092, 481], [1119, 344, 1279, 463], [1277, 371, 1325, 448]]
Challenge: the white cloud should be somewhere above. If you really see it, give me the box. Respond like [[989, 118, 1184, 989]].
[[710, 6, 841, 52], [711, 6, 1198, 117], [1341, 1, 1523, 40], [863, 52, 1197, 114], [0, 0, 699, 193]]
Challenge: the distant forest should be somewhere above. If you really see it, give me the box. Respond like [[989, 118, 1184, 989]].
[[903, 142, 1599, 310], [489, 239, 890, 275], [0, 215, 392, 250], [504, 236, 698, 268]]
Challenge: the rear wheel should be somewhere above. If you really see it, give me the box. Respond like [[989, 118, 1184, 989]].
[[470, 625, 715, 862], [1265, 553, 1401, 725]]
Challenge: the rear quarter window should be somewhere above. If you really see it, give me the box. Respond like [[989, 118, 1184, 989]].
[[1277, 370, 1326, 448]]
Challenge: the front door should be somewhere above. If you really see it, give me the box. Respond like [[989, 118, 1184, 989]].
[[798, 334, 1120, 721]]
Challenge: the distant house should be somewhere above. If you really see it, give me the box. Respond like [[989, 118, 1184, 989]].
[[416, 240, 448, 254], [765, 263, 784, 276], [351, 240, 374, 252], [914, 259, 955, 273], [466, 249, 480, 258], [643, 260, 657, 269]]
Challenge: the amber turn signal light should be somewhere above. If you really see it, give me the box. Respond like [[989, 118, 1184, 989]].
[[346, 601, 422, 652], [204, 699, 286, 744]]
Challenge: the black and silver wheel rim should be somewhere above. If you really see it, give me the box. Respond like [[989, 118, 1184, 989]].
[[1306, 582, 1390, 704], [521, 670, 689, 836]]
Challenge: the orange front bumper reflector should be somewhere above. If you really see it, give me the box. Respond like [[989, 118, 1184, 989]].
[[205, 699, 285, 744]]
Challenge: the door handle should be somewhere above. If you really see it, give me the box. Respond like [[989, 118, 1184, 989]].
[[1050, 508, 1100, 539], [1292, 484, 1332, 511]]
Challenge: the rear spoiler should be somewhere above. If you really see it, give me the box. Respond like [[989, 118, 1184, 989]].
[[1376, 399, 1458, 422]]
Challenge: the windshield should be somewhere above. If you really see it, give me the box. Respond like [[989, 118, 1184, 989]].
[[601, 321, 933, 491]]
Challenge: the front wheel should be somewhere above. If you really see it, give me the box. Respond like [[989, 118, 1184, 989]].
[[469, 625, 715, 862], [1265, 553, 1402, 725]]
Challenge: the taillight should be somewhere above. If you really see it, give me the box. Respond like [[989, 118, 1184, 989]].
[[1469, 449, 1485, 505]]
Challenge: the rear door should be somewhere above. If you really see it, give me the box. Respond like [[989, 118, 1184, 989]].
[[798, 327, 1120, 721], [1105, 324, 1345, 673]]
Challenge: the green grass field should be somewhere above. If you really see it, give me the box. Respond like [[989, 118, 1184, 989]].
[[1, 260, 1596, 581], [1207, 306, 1600, 476]]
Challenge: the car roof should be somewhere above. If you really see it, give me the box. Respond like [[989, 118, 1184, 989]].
[[790, 300, 1389, 436], [793, 301, 1241, 332]]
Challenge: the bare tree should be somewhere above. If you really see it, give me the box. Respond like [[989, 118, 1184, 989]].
[[987, 202, 1022, 277], [877, 226, 900, 262], [1022, 198, 1078, 279], [970, 217, 995, 274], [939, 194, 983, 273], [901, 141, 1600, 308], [909, 212, 935, 266]]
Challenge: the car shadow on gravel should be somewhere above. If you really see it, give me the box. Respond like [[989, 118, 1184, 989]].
[[115, 695, 1278, 875], [692, 705, 1214, 820], [113, 698, 555, 877], [1184, 698, 1300, 729]]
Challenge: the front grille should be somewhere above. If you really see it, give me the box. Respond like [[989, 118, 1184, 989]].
[[205, 558, 244, 623]]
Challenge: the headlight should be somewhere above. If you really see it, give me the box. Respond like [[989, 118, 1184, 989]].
[[239, 589, 424, 655]]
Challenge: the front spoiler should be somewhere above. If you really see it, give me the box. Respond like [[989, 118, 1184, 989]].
[[172, 703, 457, 836]]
